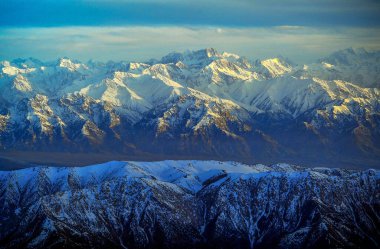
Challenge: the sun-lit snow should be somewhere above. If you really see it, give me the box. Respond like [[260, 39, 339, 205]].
[[0, 47, 379, 158]]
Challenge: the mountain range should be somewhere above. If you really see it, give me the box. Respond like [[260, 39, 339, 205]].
[[0, 48, 380, 168], [1, 160, 379, 248]]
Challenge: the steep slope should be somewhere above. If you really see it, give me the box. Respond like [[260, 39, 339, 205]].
[[0, 160, 379, 249], [0, 48, 379, 167]]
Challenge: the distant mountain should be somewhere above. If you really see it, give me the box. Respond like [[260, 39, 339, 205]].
[[294, 48, 380, 88], [0, 160, 379, 248], [0, 48, 380, 167]]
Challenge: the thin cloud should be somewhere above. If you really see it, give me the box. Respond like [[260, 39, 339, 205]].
[[0, 26, 380, 63]]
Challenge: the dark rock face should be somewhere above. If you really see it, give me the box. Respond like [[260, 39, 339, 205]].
[[0, 161, 379, 249]]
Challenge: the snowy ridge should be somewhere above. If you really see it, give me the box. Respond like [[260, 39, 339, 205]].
[[0, 160, 379, 248], [0, 48, 380, 166]]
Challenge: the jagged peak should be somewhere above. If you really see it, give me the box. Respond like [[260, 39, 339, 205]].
[[160, 51, 184, 64], [262, 55, 295, 66], [12, 74, 33, 92], [185, 48, 220, 59], [258, 56, 294, 77], [221, 52, 240, 60], [55, 57, 87, 71], [160, 48, 221, 65], [203, 47, 220, 57], [261, 57, 285, 65], [57, 57, 77, 66], [127, 62, 150, 71]]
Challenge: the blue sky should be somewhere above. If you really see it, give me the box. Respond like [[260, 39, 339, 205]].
[[1, 0, 380, 62]]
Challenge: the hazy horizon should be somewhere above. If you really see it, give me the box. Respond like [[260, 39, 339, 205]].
[[1, 42, 378, 65], [1, 0, 380, 63]]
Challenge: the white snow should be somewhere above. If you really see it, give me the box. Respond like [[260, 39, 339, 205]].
[[0, 47, 379, 134], [1, 160, 378, 194]]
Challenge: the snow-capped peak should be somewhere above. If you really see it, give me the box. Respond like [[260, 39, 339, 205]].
[[221, 52, 240, 60], [160, 48, 221, 67], [56, 58, 86, 71], [257, 57, 293, 77], [0, 47, 379, 169]]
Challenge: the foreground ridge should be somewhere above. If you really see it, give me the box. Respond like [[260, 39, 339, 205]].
[[1, 160, 379, 248]]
